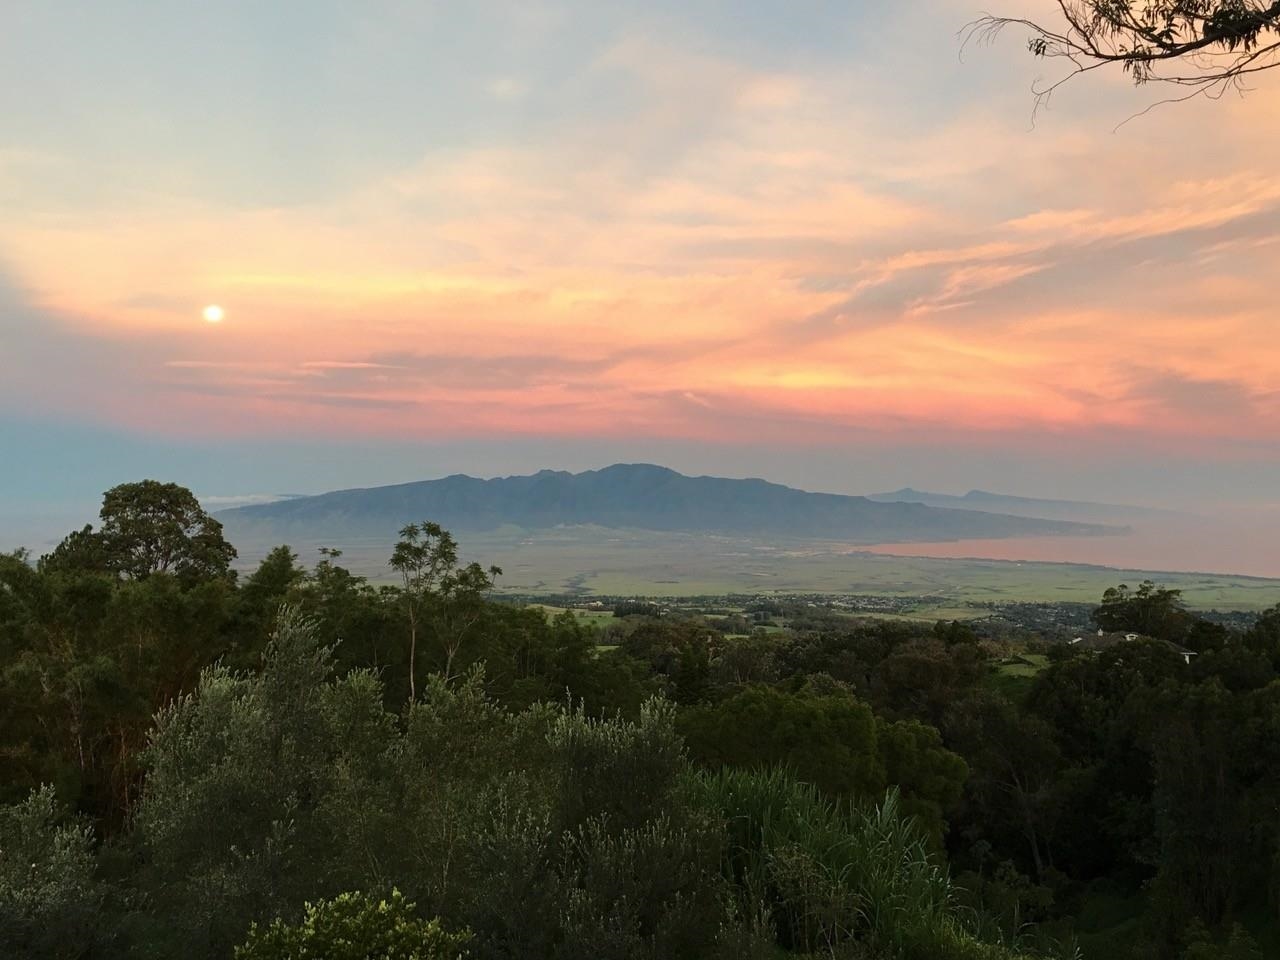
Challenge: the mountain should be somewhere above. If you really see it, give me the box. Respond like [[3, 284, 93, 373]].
[[216, 464, 1125, 544], [865, 487, 1179, 525]]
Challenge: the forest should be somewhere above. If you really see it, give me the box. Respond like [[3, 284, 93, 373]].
[[4, 481, 1280, 960]]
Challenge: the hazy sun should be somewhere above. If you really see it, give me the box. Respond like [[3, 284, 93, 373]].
[[202, 304, 225, 323]]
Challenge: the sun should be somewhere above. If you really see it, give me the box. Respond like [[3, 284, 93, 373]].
[[202, 304, 225, 323]]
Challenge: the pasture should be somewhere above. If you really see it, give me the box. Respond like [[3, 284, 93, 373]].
[[230, 526, 1280, 610]]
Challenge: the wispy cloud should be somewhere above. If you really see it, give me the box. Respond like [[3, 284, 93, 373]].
[[0, 0, 1277, 468]]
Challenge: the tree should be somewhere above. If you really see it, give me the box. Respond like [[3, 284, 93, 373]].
[[389, 523, 501, 699], [620, 620, 715, 705], [710, 634, 778, 687], [875, 717, 968, 846], [970, 1, 1280, 102], [390, 524, 453, 702], [0, 786, 105, 959], [944, 692, 1063, 882], [1093, 580, 1192, 642], [431, 560, 502, 687], [1142, 680, 1250, 946], [133, 607, 387, 957], [1243, 603, 1280, 664], [240, 546, 305, 617], [235, 890, 469, 960], [38, 525, 111, 577], [45, 481, 236, 582], [870, 637, 987, 728], [99, 481, 236, 580], [2, 543, 240, 828], [1181, 920, 1264, 960], [678, 686, 886, 798], [229, 546, 307, 666]]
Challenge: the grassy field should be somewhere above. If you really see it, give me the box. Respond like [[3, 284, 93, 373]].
[[231, 526, 1280, 611], [855, 605, 991, 623], [527, 604, 617, 629], [996, 653, 1051, 678]]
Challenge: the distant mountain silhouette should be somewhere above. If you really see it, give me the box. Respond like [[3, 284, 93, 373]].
[[216, 464, 1124, 543], [866, 487, 1177, 524]]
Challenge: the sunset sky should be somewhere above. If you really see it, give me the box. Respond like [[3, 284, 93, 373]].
[[3, 0, 1279, 530]]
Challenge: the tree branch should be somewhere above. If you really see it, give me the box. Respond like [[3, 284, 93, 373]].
[[965, 1, 1280, 102]]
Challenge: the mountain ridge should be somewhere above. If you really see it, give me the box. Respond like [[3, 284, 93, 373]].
[[216, 463, 1126, 544]]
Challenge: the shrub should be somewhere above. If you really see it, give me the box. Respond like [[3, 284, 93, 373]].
[[235, 889, 469, 960], [0, 786, 104, 959]]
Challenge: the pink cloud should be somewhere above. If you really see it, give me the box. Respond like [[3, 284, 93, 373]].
[[2, 14, 1279, 460]]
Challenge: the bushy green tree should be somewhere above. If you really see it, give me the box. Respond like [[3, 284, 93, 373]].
[[132, 607, 377, 956], [943, 692, 1063, 882], [680, 684, 968, 846], [44, 481, 236, 583], [709, 633, 778, 687], [1244, 603, 1280, 665], [129, 610, 734, 960], [877, 716, 969, 846], [871, 637, 988, 728], [0, 786, 104, 959], [236, 889, 468, 960], [620, 619, 714, 705], [232, 545, 307, 656], [1094, 581, 1193, 643], [679, 685, 885, 797]]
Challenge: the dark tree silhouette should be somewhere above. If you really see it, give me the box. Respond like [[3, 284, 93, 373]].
[[970, 1, 1280, 106]]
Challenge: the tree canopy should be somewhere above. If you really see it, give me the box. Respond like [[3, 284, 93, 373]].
[[6, 480, 1280, 959], [42, 480, 236, 583]]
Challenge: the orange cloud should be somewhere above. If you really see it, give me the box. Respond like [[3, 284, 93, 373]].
[[2, 9, 1279, 458]]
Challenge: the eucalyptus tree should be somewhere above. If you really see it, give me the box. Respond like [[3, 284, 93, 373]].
[[971, 1, 1280, 103], [389, 523, 501, 700]]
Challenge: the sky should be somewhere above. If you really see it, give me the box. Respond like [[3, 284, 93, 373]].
[[3, 0, 1280, 544]]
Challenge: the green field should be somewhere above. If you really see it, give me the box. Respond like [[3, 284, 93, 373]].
[[527, 604, 618, 629], [232, 526, 1280, 611], [996, 653, 1051, 678]]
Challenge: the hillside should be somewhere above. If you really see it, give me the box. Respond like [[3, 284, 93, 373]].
[[216, 463, 1123, 543]]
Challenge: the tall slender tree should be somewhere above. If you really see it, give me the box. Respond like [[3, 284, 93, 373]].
[[389, 522, 501, 699]]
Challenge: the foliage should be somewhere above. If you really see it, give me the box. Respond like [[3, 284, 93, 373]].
[[0, 786, 104, 959], [877, 716, 969, 846], [235, 889, 468, 960], [7, 487, 1279, 960], [390, 522, 502, 696], [690, 767, 1021, 959], [126, 609, 734, 960], [0, 552, 236, 824], [131, 607, 364, 957], [680, 685, 884, 797], [1179, 919, 1264, 960], [44, 480, 236, 583], [1093, 580, 1200, 645], [620, 619, 714, 704], [233, 545, 306, 651], [970, 1, 1280, 99]]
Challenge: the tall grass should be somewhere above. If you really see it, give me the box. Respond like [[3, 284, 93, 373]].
[[688, 766, 1027, 959]]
